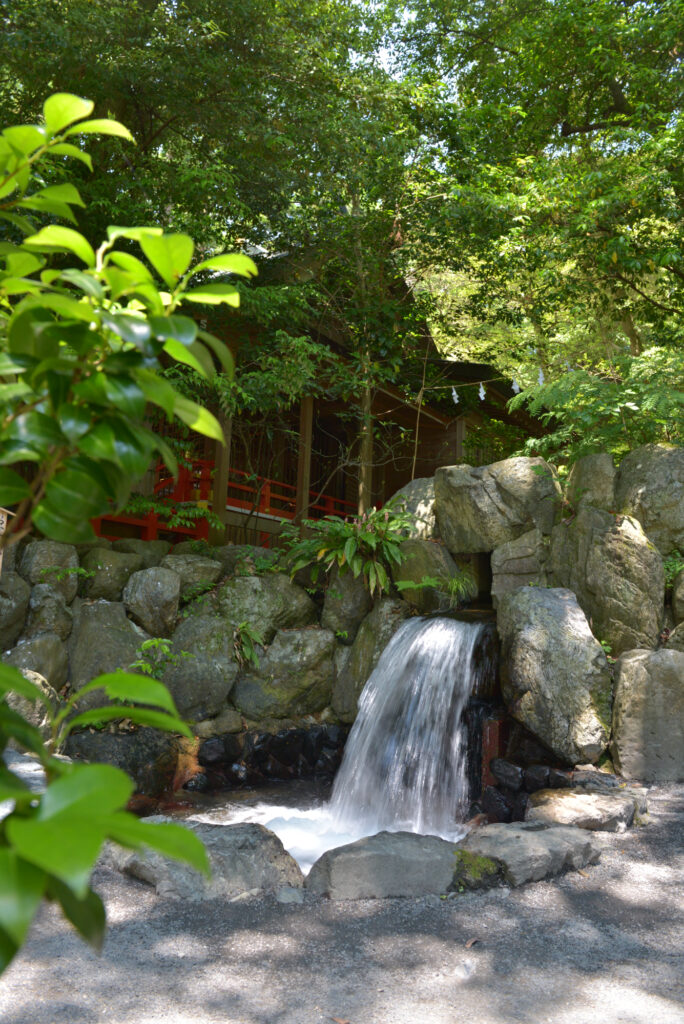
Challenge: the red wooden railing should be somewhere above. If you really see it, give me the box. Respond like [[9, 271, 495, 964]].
[[92, 459, 356, 545]]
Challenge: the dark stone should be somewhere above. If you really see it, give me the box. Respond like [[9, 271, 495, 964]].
[[490, 758, 524, 792], [223, 734, 244, 763], [183, 772, 209, 792], [198, 737, 228, 767], [548, 767, 574, 789], [302, 726, 326, 765], [314, 748, 340, 777], [244, 731, 273, 767], [321, 725, 345, 749], [65, 730, 178, 795], [524, 765, 551, 793], [511, 790, 529, 821], [263, 755, 295, 780], [481, 785, 513, 823], [269, 729, 305, 767]]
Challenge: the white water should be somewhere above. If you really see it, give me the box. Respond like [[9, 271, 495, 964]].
[[188, 616, 487, 872]]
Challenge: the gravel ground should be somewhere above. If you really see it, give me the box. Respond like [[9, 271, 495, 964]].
[[1, 785, 682, 1024]]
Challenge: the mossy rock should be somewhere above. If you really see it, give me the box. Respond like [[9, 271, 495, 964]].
[[449, 849, 502, 891]]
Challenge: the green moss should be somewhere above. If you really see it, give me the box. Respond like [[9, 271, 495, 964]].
[[589, 676, 613, 733], [450, 850, 502, 891]]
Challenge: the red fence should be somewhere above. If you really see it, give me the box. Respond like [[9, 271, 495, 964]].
[[92, 459, 356, 545]]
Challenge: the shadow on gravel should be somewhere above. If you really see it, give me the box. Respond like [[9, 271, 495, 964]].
[[2, 789, 683, 1024]]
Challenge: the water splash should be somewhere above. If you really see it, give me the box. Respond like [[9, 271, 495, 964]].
[[330, 616, 487, 839]]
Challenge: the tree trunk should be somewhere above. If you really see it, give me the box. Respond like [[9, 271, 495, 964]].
[[358, 383, 373, 514]]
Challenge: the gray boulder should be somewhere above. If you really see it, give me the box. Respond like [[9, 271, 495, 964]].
[[390, 477, 439, 540], [491, 529, 549, 609], [112, 538, 172, 569], [667, 623, 684, 652], [565, 453, 616, 512], [673, 569, 684, 625], [497, 587, 612, 765], [68, 600, 148, 707], [0, 571, 30, 649], [4, 670, 63, 746], [525, 788, 646, 832], [305, 831, 457, 900], [75, 539, 113, 557], [104, 819, 303, 900], [163, 614, 238, 720], [217, 574, 317, 644], [210, 545, 279, 577], [18, 540, 79, 602], [159, 554, 222, 601], [23, 584, 73, 641], [194, 706, 244, 738], [435, 457, 561, 555], [549, 507, 664, 656], [321, 565, 372, 642], [4, 633, 68, 689], [611, 648, 684, 781], [614, 443, 684, 554], [123, 567, 181, 637], [331, 598, 411, 723], [81, 548, 144, 602], [232, 627, 336, 719], [391, 539, 464, 613], [458, 822, 600, 887]]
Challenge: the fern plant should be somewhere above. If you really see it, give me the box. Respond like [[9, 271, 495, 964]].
[[282, 502, 412, 597]]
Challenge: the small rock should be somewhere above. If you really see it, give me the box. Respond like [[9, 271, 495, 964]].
[[112, 538, 172, 568], [0, 571, 30, 648], [18, 541, 79, 602], [4, 633, 68, 689], [490, 758, 524, 792], [459, 822, 601, 887], [123, 567, 181, 637], [81, 548, 144, 602], [525, 788, 643, 832], [276, 886, 305, 904], [160, 554, 222, 601], [23, 584, 73, 640], [524, 765, 550, 793]]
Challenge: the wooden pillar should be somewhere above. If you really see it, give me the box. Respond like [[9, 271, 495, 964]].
[[295, 396, 314, 524], [209, 413, 232, 545], [455, 417, 466, 461], [357, 385, 373, 514]]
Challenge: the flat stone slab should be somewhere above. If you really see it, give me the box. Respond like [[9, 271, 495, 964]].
[[102, 819, 303, 900], [458, 822, 601, 887], [526, 787, 647, 832], [305, 830, 458, 899]]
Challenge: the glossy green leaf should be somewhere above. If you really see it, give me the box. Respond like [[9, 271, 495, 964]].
[[23, 225, 95, 267], [106, 226, 162, 243], [0, 851, 46, 945], [173, 395, 225, 443], [40, 764, 133, 821], [65, 118, 134, 141], [43, 94, 93, 135], [104, 815, 211, 876], [0, 763, 35, 807], [149, 315, 197, 346], [75, 671, 180, 713], [5, 252, 44, 277], [66, 706, 192, 738], [107, 251, 154, 282], [190, 253, 257, 278], [32, 504, 96, 544], [0, 702, 47, 756], [182, 284, 240, 306], [7, 817, 106, 899], [102, 376, 147, 418], [139, 233, 194, 288], [3, 125, 46, 156], [5, 410, 66, 447], [59, 269, 104, 300], [197, 329, 234, 375], [102, 312, 152, 347], [163, 337, 212, 378], [0, 663, 50, 704], [48, 143, 93, 172], [134, 368, 177, 418], [42, 469, 109, 519], [32, 183, 85, 208], [46, 878, 105, 951], [0, 467, 31, 505]]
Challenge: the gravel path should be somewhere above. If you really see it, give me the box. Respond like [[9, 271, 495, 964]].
[[1, 785, 683, 1024]]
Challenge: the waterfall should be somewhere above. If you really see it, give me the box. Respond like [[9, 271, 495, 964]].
[[330, 615, 489, 839]]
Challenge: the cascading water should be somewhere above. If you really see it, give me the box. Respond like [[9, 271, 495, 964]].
[[329, 616, 487, 838], [187, 615, 491, 872]]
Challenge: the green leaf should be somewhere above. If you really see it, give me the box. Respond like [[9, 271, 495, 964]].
[[49, 143, 93, 172], [0, 702, 47, 756], [0, 763, 35, 807], [104, 815, 211, 877], [172, 395, 225, 443], [3, 125, 46, 156], [33, 183, 85, 208], [102, 312, 152, 348], [190, 253, 257, 278], [106, 226, 162, 243], [32, 504, 96, 544], [150, 315, 197, 346], [135, 368, 177, 418], [6, 816, 105, 898], [40, 764, 133, 820], [42, 468, 108, 519], [0, 851, 46, 946], [75, 671, 180, 714], [0, 467, 31, 505], [65, 119, 134, 142], [107, 251, 154, 282], [139, 233, 194, 288], [182, 284, 240, 306], [46, 878, 105, 951], [43, 94, 94, 135], [102, 375, 147, 418], [23, 225, 95, 267], [163, 337, 212, 378], [197, 329, 234, 375], [0, 663, 50, 704], [65, 706, 192, 738]]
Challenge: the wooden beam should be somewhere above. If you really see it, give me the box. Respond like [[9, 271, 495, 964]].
[[209, 413, 232, 545], [295, 396, 314, 523]]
